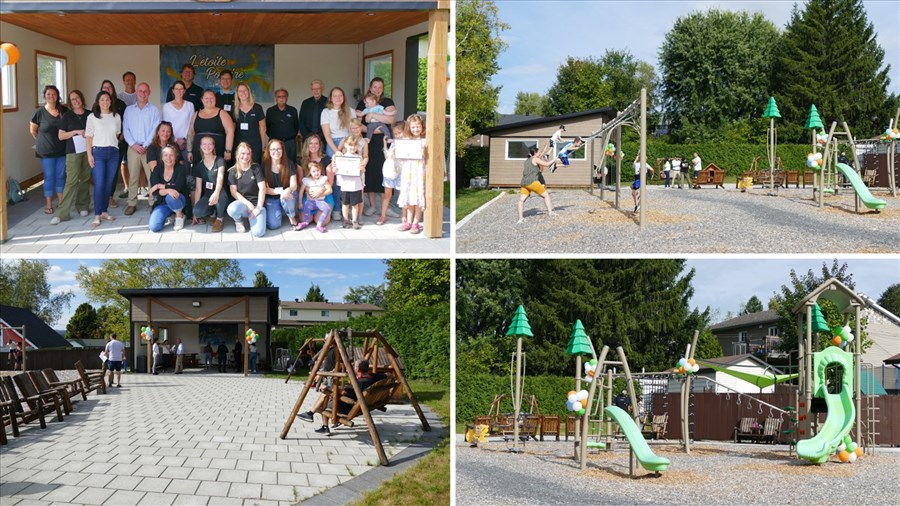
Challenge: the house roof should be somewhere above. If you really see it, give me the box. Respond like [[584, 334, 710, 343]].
[[860, 293, 900, 326], [281, 301, 383, 311], [0, 305, 73, 349], [478, 107, 617, 135], [496, 114, 543, 126], [699, 353, 786, 375], [709, 310, 780, 331], [885, 353, 900, 365], [118, 287, 281, 323]]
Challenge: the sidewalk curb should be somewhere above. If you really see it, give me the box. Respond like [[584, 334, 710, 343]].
[[456, 191, 506, 229]]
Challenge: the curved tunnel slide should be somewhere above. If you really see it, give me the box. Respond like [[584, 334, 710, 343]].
[[796, 346, 856, 464], [835, 163, 887, 211], [604, 406, 671, 472]]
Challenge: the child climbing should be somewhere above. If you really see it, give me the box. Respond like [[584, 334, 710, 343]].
[[550, 137, 585, 172]]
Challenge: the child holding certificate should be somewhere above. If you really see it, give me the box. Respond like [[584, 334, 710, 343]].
[[334, 119, 368, 229], [396, 114, 427, 234]]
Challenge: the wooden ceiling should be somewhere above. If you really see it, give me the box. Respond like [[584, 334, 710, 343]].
[[0, 11, 430, 45]]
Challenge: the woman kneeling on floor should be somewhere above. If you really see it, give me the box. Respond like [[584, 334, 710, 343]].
[[148, 146, 189, 232]]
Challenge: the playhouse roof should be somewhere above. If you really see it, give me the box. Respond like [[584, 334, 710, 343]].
[[792, 279, 866, 314], [478, 107, 616, 136]]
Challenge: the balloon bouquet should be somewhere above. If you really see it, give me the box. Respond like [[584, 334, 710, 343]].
[[806, 152, 824, 170], [140, 325, 155, 341], [830, 325, 854, 348], [246, 328, 258, 343], [880, 127, 899, 142], [835, 435, 864, 463], [673, 356, 699, 376]]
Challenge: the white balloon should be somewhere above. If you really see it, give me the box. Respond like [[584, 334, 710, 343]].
[[838, 443, 846, 452], [577, 390, 589, 401], [842, 325, 851, 335], [568, 394, 578, 403], [692, 364, 700, 373], [848, 452, 857, 463], [846, 332, 854, 342]]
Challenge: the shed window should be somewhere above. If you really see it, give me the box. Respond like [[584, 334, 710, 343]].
[[506, 140, 537, 160], [738, 331, 749, 342], [289, 310, 298, 316], [767, 326, 778, 337], [321, 310, 330, 317]]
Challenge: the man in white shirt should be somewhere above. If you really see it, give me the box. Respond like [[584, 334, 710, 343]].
[[105, 333, 126, 388], [119, 71, 137, 106], [123, 82, 161, 214], [174, 338, 185, 374]]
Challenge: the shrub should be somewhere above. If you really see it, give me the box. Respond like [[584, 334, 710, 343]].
[[459, 146, 489, 185]]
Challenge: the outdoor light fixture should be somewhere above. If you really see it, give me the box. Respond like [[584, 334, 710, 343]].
[[193, 301, 201, 307]]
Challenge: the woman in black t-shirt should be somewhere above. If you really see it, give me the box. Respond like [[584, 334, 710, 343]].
[[355, 77, 397, 217], [192, 135, 229, 231], [30, 85, 69, 214], [53, 89, 92, 223], [233, 83, 266, 164], [226, 142, 267, 237], [261, 139, 298, 230], [148, 146, 188, 233]]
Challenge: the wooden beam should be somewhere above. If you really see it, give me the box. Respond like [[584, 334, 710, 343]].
[[1, 83, 6, 242], [244, 297, 250, 377], [148, 295, 247, 323], [280, 330, 336, 440], [423, 8, 448, 238]]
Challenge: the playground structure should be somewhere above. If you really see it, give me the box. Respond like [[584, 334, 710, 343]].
[[279, 328, 430, 466], [580, 89, 650, 229]]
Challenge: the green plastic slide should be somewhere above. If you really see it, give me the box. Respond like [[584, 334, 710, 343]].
[[834, 163, 887, 210], [796, 346, 856, 464], [604, 406, 671, 472]]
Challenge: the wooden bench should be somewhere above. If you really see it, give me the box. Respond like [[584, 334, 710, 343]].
[[2, 375, 63, 424], [643, 413, 669, 440], [473, 416, 493, 434], [322, 377, 400, 428], [692, 164, 726, 188], [734, 417, 758, 443], [43, 368, 88, 402], [0, 378, 38, 438], [760, 417, 783, 444], [541, 414, 561, 441], [28, 371, 74, 414], [75, 360, 107, 395], [13, 372, 69, 418], [519, 414, 541, 441]]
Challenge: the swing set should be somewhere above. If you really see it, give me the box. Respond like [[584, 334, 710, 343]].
[[279, 328, 430, 466]]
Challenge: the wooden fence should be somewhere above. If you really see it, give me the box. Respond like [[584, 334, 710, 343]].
[[3, 348, 106, 372], [651, 391, 900, 446]]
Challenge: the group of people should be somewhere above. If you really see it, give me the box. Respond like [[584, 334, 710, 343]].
[[660, 153, 702, 189], [149, 337, 185, 375], [203, 340, 258, 373], [30, 67, 430, 236]]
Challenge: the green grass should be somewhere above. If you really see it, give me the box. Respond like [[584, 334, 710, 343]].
[[443, 181, 450, 208], [456, 188, 503, 222], [351, 379, 451, 506]]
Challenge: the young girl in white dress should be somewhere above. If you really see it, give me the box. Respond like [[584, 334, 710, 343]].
[[396, 114, 427, 234]]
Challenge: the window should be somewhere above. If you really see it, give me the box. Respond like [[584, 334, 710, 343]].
[[767, 326, 778, 337], [567, 144, 587, 161], [35, 51, 67, 107], [289, 310, 298, 317], [346, 311, 353, 317], [506, 140, 538, 160], [365, 312, 373, 317], [738, 331, 749, 342], [321, 310, 330, 317], [364, 50, 392, 98], [2, 63, 16, 112]]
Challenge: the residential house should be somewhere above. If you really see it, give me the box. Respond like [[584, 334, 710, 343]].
[[278, 301, 384, 327], [709, 310, 784, 360], [1, 305, 73, 351]]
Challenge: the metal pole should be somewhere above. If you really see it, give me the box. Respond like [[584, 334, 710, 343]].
[[639, 88, 647, 229], [575, 354, 582, 459], [20, 325, 26, 372], [513, 337, 522, 450], [580, 345, 609, 469], [615, 125, 622, 210]]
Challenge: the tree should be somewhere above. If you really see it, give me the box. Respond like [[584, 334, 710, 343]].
[[0, 259, 74, 325], [304, 284, 327, 302], [740, 296, 765, 315], [384, 259, 451, 312], [76, 259, 244, 340], [877, 283, 900, 317], [659, 9, 780, 142], [344, 284, 386, 307], [96, 305, 127, 342], [770, 260, 870, 353], [513, 91, 548, 116], [66, 303, 99, 341], [771, 0, 897, 142], [253, 270, 274, 288], [456, 0, 508, 155], [545, 50, 657, 116]]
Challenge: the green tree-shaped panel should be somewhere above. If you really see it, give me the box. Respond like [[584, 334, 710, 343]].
[[505, 304, 533, 337], [804, 104, 824, 130], [810, 303, 830, 334], [565, 319, 593, 355], [762, 96, 782, 119]]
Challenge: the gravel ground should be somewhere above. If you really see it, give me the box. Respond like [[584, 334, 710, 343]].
[[456, 186, 900, 254], [455, 437, 900, 505]]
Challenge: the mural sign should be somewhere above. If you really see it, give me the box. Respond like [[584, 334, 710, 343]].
[[160, 45, 274, 103]]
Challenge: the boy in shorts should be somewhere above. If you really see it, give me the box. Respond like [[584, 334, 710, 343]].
[[518, 146, 555, 223]]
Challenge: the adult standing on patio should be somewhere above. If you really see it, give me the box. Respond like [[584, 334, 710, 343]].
[[189, 90, 235, 164], [123, 82, 161, 215], [227, 142, 267, 237], [85, 90, 122, 228], [52, 90, 92, 225], [105, 333, 125, 388], [166, 63, 204, 111], [233, 83, 266, 164], [173, 338, 185, 374], [161, 339, 172, 373], [299, 79, 327, 144], [162, 80, 195, 163], [152, 338, 160, 375], [215, 70, 235, 114], [217, 341, 229, 373], [266, 88, 300, 164], [356, 77, 397, 217], [320, 86, 355, 220], [30, 84, 68, 215]]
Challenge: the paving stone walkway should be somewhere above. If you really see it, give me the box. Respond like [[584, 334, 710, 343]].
[[0, 370, 443, 505]]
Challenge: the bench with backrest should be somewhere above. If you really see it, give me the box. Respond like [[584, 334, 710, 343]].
[[13, 372, 69, 417], [541, 414, 560, 441], [29, 371, 75, 413], [519, 414, 541, 441], [734, 417, 758, 443], [43, 368, 88, 402], [2, 375, 62, 425], [646, 413, 669, 440], [760, 417, 783, 444], [473, 415, 493, 434], [1, 380, 32, 439], [322, 377, 400, 428], [74, 360, 107, 395]]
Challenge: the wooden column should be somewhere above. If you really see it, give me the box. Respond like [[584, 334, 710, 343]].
[[424, 6, 449, 238], [244, 296, 249, 377], [0, 82, 7, 242], [146, 298, 153, 374]]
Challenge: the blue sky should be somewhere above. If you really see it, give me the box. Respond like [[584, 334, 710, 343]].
[[492, 0, 900, 114], [686, 257, 900, 322], [45, 259, 389, 327]]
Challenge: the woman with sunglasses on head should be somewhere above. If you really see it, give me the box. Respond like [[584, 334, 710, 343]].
[[85, 90, 122, 227], [51, 89, 92, 225], [30, 84, 69, 214]]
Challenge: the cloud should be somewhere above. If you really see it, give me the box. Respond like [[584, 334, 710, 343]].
[[284, 267, 352, 280], [47, 265, 78, 283], [499, 63, 550, 77], [51, 284, 80, 296]]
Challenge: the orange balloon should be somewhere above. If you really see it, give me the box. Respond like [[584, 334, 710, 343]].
[[673, 368, 680, 374], [688, 358, 696, 366], [568, 390, 576, 398], [832, 336, 842, 346], [854, 447, 863, 457], [679, 366, 686, 374], [1, 43, 20, 65], [838, 450, 850, 462], [588, 370, 594, 377]]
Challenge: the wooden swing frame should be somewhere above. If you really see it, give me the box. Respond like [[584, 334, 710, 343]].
[[279, 328, 430, 466]]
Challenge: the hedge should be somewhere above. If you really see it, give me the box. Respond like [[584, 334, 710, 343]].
[[271, 305, 450, 387], [459, 146, 489, 184], [456, 373, 643, 423]]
